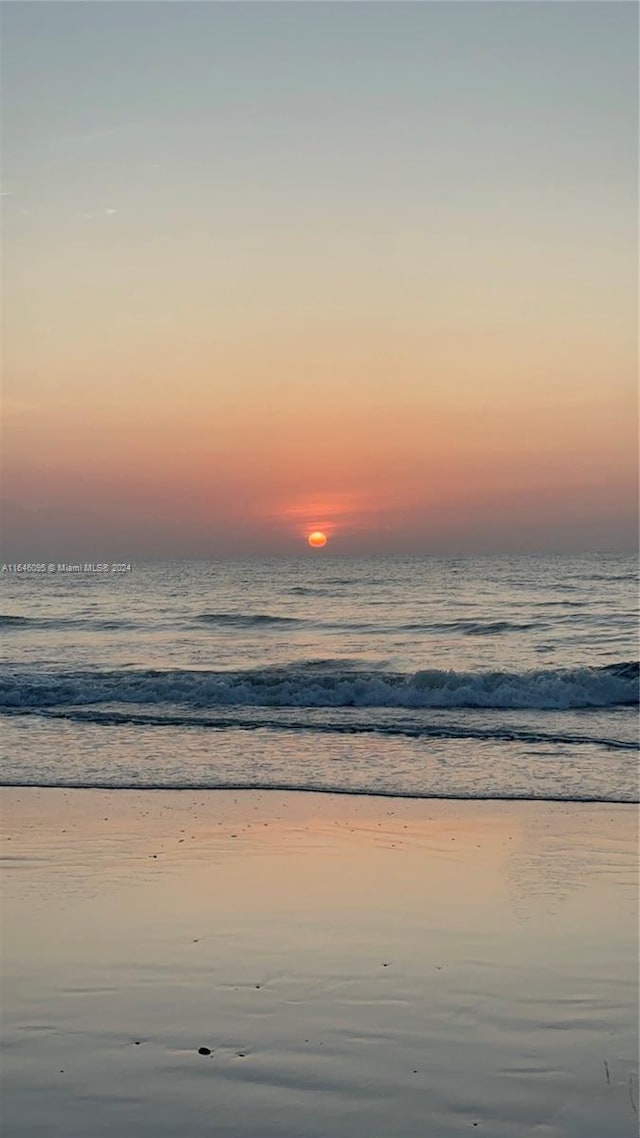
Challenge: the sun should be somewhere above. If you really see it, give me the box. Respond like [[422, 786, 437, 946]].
[[307, 531, 327, 549]]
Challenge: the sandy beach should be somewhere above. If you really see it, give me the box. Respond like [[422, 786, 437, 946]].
[[1, 788, 637, 1137]]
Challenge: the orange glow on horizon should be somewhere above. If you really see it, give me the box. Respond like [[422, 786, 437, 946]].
[[276, 492, 375, 545], [307, 531, 328, 548]]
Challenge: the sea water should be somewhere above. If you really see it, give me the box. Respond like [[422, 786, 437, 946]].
[[1, 554, 637, 802]]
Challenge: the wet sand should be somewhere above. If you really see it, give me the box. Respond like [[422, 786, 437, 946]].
[[1, 788, 637, 1137]]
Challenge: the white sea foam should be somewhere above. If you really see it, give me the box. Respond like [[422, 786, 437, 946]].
[[0, 661, 636, 712]]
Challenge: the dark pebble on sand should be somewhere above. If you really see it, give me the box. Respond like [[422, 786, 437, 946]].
[[198, 1046, 212, 1056]]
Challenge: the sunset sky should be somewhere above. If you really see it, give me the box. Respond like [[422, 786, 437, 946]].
[[2, 1, 638, 558]]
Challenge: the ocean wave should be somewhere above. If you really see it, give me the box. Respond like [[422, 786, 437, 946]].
[[16, 705, 635, 751], [400, 619, 545, 636], [323, 577, 362, 586], [288, 586, 336, 597], [0, 661, 636, 711], [194, 612, 305, 628], [288, 577, 387, 596], [2, 611, 545, 637], [530, 600, 588, 609], [0, 614, 139, 631], [575, 572, 638, 583]]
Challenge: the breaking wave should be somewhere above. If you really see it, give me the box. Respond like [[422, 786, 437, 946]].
[[0, 661, 636, 712]]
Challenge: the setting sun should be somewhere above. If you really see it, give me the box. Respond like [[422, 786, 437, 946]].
[[307, 531, 328, 549]]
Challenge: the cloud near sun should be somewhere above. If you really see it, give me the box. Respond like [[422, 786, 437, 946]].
[[274, 491, 383, 544]]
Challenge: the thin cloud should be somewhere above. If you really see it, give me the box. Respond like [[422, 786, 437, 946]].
[[80, 207, 118, 220]]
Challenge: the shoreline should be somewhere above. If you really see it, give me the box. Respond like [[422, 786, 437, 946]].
[[1, 781, 636, 804]]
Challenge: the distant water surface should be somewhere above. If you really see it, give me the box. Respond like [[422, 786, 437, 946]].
[[1, 554, 637, 802]]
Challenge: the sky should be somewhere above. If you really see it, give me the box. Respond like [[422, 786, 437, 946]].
[[2, 1, 638, 558]]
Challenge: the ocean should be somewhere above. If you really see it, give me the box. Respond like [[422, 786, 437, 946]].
[[1, 554, 637, 803]]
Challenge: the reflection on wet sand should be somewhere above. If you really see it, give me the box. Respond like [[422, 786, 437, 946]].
[[2, 789, 638, 1138]]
